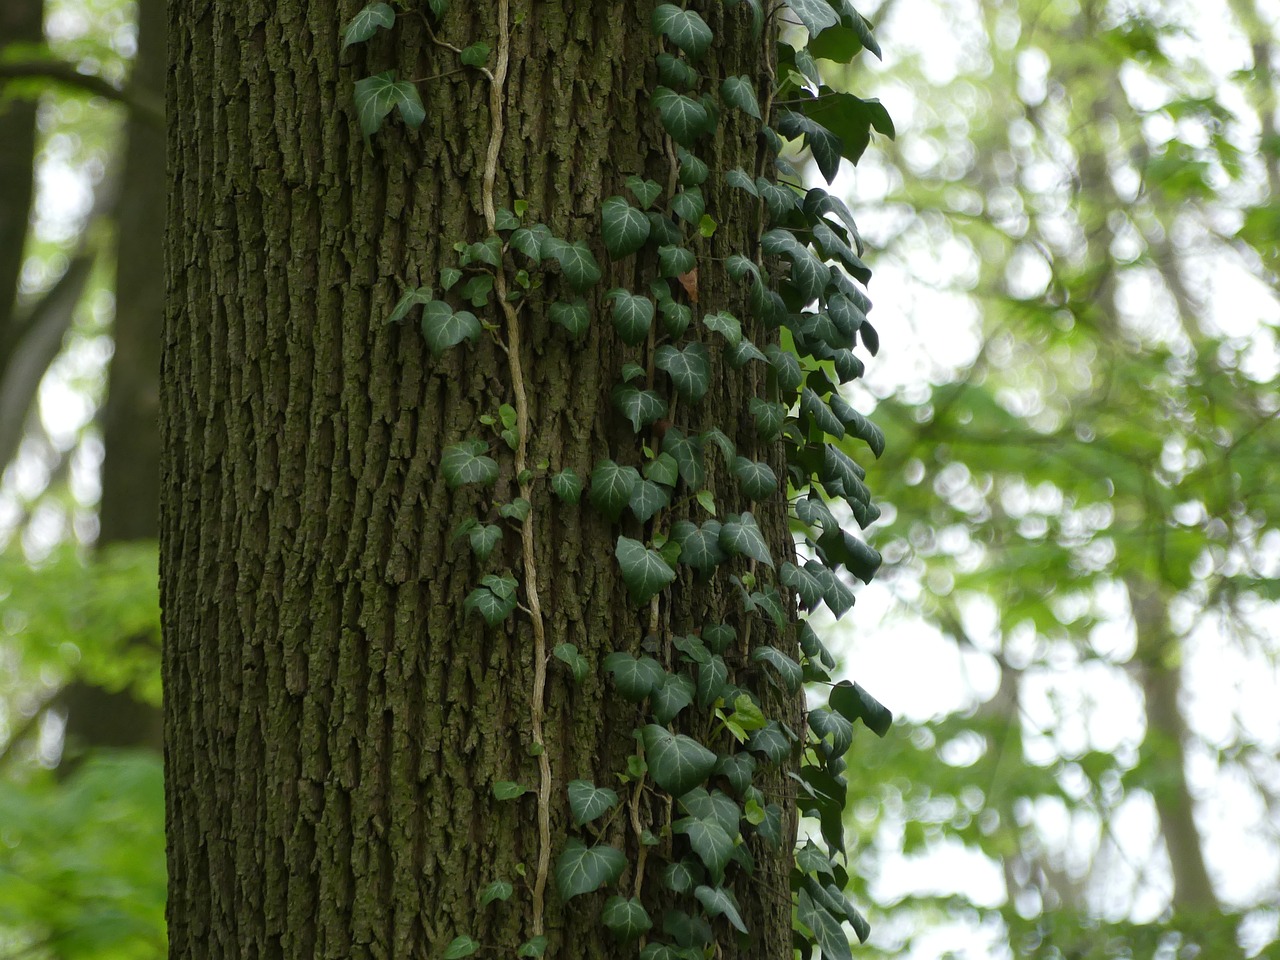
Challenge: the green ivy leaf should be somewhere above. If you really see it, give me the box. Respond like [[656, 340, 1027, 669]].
[[549, 298, 590, 337], [510, 224, 550, 262], [785, 0, 840, 36], [725, 170, 760, 198], [651, 4, 713, 59], [544, 238, 602, 290], [460, 41, 490, 67], [608, 289, 655, 345], [644, 453, 679, 487], [655, 342, 710, 402], [550, 468, 583, 504], [494, 206, 520, 231], [801, 387, 846, 439], [441, 441, 498, 488], [353, 72, 424, 136], [387, 286, 432, 324], [761, 229, 828, 302], [568, 780, 620, 826], [463, 581, 517, 626], [828, 679, 893, 737], [459, 274, 494, 308], [700, 311, 742, 347], [590, 460, 640, 521], [643, 725, 718, 798], [714, 752, 756, 795], [747, 721, 792, 764], [499, 498, 530, 522], [702, 622, 736, 653], [673, 815, 734, 884], [517, 936, 548, 958], [443, 936, 480, 959], [342, 3, 395, 49], [654, 52, 698, 91], [602, 896, 653, 942], [662, 428, 705, 488], [732, 457, 777, 501], [720, 75, 761, 119], [809, 706, 853, 758], [492, 780, 528, 801], [553, 643, 589, 683], [780, 561, 824, 609], [657, 244, 696, 278], [629, 480, 670, 523], [660, 299, 692, 337], [603, 651, 666, 701], [719, 512, 773, 566], [750, 397, 784, 440], [797, 889, 854, 960], [670, 187, 705, 224], [662, 858, 701, 894], [626, 176, 664, 209], [651, 673, 696, 724], [614, 537, 677, 603], [777, 109, 843, 184], [467, 523, 502, 561], [681, 788, 741, 836], [652, 87, 710, 146], [697, 655, 729, 708], [480, 879, 513, 906], [757, 178, 801, 221], [554, 841, 626, 900], [613, 386, 668, 433], [694, 885, 748, 934], [672, 519, 725, 574], [602, 196, 652, 258], [677, 147, 710, 186], [420, 301, 481, 355]]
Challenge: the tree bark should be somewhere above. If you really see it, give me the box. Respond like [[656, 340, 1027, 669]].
[[163, 2, 795, 957], [0, 0, 41, 344]]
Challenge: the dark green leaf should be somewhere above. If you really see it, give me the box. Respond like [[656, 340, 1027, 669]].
[[545, 238, 602, 290], [750, 397, 784, 439], [387, 286, 431, 324], [714, 752, 756, 795], [752, 645, 802, 692], [677, 148, 710, 186], [797, 889, 854, 960], [553, 643, 588, 683], [615, 537, 677, 603], [702, 311, 742, 346], [608, 289, 655, 345], [657, 244, 697, 278], [467, 523, 503, 561], [694, 886, 748, 934], [554, 841, 626, 900], [786, 0, 840, 35], [342, 3, 395, 49], [613, 386, 667, 433], [655, 52, 698, 91], [517, 936, 548, 958], [629, 479, 671, 523], [651, 4, 713, 59], [464, 584, 517, 626], [828, 679, 893, 736], [590, 460, 640, 521], [549, 298, 589, 337], [442, 441, 498, 488], [652, 673, 696, 724], [660, 299, 692, 337], [480, 879, 513, 906], [670, 188, 705, 224], [673, 519, 725, 573], [732, 457, 777, 500], [662, 428, 705, 488], [353, 71, 424, 135], [551, 468, 583, 504], [720, 75, 761, 119], [443, 936, 480, 959], [725, 170, 759, 197], [645, 453, 679, 487], [696, 655, 729, 708], [718, 512, 773, 566], [511, 224, 550, 262], [603, 651, 665, 701], [627, 176, 664, 209], [652, 87, 710, 146], [747, 721, 791, 764], [673, 816, 734, 883], [420, 301, 481, 355], [602, 196, 652, 258], [643, 725, 718, 798], [568, 780, 620, 826], [460, 41, 491, 67], [603, 896, 653, 942], [655, 342, 710, 402], [662, 858, 701, 894], [493, 780, 528, 801]]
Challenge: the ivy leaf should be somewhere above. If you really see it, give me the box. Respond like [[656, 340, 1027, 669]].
[[660, 299, 692, 337], [442, 441, 498, 488], [652, 87, 710, 146], [672, 519, 725, 574], [655, 342, 710, 402], [602, 196, 652, 258], [673, 816, 734, 884], [420, 301, 481, 355], [720, 75, 761, 119], [727, 338, 766, 368], [694, 885, 748, 934], [718, 512, 773, 566], [627, 176, 664, 209], [568, 780, 620, 826], [662, 428, 705, 488], [785, 0, 840, 36], [761, 229, 828, 302], [517, 937, 548, 958], [460, 41, 490, 67], [677, 148, 709, 186], [590, 460, 640, 521], [499, 498, 530, 522], [714, 752, 757, 795], [551, 468, 583, 504], [597, 897, 651, 943], [549, 298, 590, 336], [681, 788, 741, 836], [696, 655, 729, 708], [463, 583, 516, 626], [828, 680, 893, 736], [777, 109, 843, 184], [493, 780, 529, 801], [662, 858, 701, 894], [544, 239, 602, 290], [511, 224, 550, 262], [797, 889, 854, 960], [651, 4, 713, 60], [801, 387, 846, 439], [645, 453, 679, 487], [651, 673, 696, 724], [643, 725, 718, 798], [701, 310, 742, 347], [554, 841, 626, 900], [809, 706, 853, 758], [750, 397, 784, 440], [342, 3, 395, 49], [553, 643, 588, 683], [670, 187, 705, 225], [353, 72, 424, 136], [615, 537, 677, 603], [629, 480, 670, 523], [467, 523, 503, 561], [443, 936, 480, 959], [732, 457, 777, 500], [655, 51, 698, 90], [612, 386, 667, 434], [702, 622, 736, 654], [387, 286, 432, 325], [608, 289, 655, 345], [657, 244, 696, 278], [781, 561, 824, 609], [747, 721, 792, 764], [480, 879, 513, 906], [725, 170, 760, 197], [747, 647, 798, 691]]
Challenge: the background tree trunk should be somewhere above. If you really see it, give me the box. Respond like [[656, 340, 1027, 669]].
[[163, 2, 794, 957]]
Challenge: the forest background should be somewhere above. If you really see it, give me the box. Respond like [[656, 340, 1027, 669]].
[[0, 0, 1276, 958]]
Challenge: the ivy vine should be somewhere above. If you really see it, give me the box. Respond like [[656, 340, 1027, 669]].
[[346, 0, 896, 957]]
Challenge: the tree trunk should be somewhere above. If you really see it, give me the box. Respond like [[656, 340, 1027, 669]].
[[0, 0, 41, 342], [163, 2, 795, 957]]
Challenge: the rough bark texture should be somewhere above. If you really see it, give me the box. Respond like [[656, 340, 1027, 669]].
[[61, 0, 167, 758], [0, 0, 41, 343], [163, 2, 795, 958]]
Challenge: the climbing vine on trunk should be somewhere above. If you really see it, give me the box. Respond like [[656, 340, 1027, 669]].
[[347, 0, 895, 956]]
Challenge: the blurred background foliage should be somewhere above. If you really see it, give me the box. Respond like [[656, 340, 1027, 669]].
[[0, 0, 1276, 958]]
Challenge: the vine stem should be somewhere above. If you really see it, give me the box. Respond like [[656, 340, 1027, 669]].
[[481, 0, 552, 938]]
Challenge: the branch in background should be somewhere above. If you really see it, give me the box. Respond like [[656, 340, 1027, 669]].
[[0, 59, 163, 128]]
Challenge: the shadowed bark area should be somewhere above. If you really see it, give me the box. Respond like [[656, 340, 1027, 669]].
[[0, 0, 41, 342], [163, 2, 797, 957]]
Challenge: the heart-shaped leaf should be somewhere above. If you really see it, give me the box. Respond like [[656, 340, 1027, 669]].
[[420, 301, 480, 356], [551, 468, 583, 504], [643, 724, 717, 798], [353, 71, 424, 136], [673, 815, 734, 883], [602, 896, 653, 942], [694, 885, 748, 934], [590, 460, 640, 521], [441, 441, 498, 488], [568, 780, 620, 826], [602, 196, 652, 258], [655, 342, 710, 402], [342, 3, 395, 48], [603, 651, 666, 701], [608, 289, 656, 345], [651, 4, 713, 59], [554, 841, 626, 900], [615, 537, 677, 603], [720, 75, 761, 118]]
